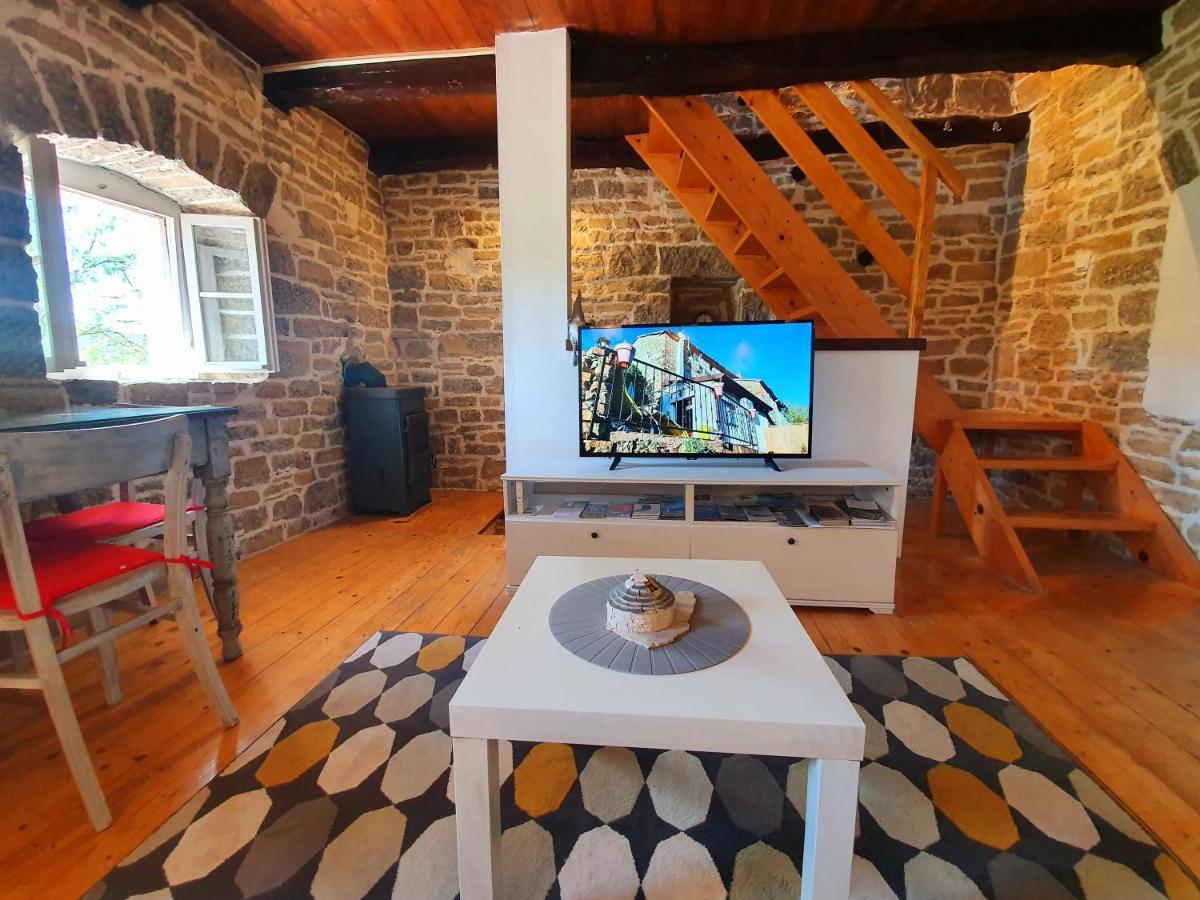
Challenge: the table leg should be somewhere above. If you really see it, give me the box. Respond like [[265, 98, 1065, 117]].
[[802, 758, 859, 900], [454, 737, 501, 900], [197, 419, 242, 661]]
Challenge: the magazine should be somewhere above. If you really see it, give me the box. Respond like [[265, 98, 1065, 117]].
[[552, 499, 589, 518], [839, 498, 894, 528], [695, 501, 719, 522], [775, 508, 808, 527], [807, 500, 851, 526], [659, 499, 685, 520], [743, 507, 778, 523], [608, 502, 634, 518], [638, 494, 673, 503], [580, 502, 609, 518], [632, 502, 660, 519], [717, 502, 747, 522]]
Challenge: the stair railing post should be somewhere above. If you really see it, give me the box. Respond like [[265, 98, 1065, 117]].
[[908, 159, 937, 338]]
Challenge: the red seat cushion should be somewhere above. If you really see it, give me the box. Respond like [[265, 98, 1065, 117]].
[[25, 501, 168, 543], [0, 541, 163, 612]]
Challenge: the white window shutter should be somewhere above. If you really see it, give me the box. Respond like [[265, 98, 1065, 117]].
[[180, 214, 277, 371]]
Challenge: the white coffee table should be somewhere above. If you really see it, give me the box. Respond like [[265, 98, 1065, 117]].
[[449, 556, 865, 899]]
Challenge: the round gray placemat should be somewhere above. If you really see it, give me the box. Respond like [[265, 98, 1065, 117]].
[[548, 573, 750, 675]]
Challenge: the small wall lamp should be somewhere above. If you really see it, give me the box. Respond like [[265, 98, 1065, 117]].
[[566, 291, 589, 366]]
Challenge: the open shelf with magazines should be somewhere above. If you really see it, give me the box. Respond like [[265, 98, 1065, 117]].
[[502, 458, 903, 613]]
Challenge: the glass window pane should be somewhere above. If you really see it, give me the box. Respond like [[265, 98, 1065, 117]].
[[193, 224, 253, 293], [60, 190, 173, 368], [198, 295, 260, 363]]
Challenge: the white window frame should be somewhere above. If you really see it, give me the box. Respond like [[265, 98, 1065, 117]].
[[20, 136, 78, 373], [180, 214, 278, 373], [20, 135, 277, 379]]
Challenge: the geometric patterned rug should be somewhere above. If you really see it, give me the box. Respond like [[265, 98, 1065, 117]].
[[86, 632, 1198, 899]]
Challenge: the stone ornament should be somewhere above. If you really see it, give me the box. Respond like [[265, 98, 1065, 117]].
[[549, 573, 750, 675], [606, 570, 677, 631]]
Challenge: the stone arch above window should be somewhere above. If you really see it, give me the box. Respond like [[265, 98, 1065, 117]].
[[49, 136, 252, 216]]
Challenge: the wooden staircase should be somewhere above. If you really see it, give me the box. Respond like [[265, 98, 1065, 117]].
[[627, 87, 1200, 595]]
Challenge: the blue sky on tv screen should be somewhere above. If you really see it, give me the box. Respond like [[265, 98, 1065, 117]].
[[581, 322, 813, 410]]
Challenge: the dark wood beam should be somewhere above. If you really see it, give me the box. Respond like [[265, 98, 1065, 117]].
[[570, 14, 1162, 97], [265, 53, 496, 112], [264, 13, 1159, 112], [369, 113, 1031, 175]]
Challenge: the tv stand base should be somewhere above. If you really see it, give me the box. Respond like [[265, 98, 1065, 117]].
[[763, 456, 781, 472], [608, 455, 622, 471]]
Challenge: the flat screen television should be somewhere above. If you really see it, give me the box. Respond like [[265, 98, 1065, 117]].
[[578, 320, 815, 460]]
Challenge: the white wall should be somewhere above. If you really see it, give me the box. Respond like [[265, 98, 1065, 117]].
[[1145, 178, 1200, 422], [497, 29, 577, 467]]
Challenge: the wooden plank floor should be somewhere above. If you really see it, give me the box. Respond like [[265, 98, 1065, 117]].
[[1, 489, 1198, 897]]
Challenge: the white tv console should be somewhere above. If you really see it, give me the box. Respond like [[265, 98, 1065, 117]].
[[502, 457, 902, 613]]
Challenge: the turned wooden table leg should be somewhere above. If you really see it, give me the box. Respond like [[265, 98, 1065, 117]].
[[198, 418, 243, 661]]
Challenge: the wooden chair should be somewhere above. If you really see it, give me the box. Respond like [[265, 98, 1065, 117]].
[[23, 481, 216, 610], [0, 415, 238, 832]]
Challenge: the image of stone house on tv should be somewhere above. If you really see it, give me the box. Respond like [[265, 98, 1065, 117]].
[[581, 329, 810, 456]]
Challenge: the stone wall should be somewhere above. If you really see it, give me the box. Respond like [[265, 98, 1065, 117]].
[[991, 0, 1200, 554], [383, 143, 1013, 491], [0, 0, 397, 554], [711, 73, 1016, 135]]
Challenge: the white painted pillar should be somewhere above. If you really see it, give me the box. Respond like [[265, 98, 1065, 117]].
[[497, 29, 575, 468]]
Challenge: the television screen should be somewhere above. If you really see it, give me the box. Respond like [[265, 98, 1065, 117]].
[[579, 321, 814, 459]]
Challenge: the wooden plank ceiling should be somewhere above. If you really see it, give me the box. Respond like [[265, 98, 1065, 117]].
[[143, 0, 1173, 168], [174, 0, 1170, 65]]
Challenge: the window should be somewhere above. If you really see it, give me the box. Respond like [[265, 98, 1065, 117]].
[[20, 136, 276, 379]]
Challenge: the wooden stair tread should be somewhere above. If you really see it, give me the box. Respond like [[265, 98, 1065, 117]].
[[733, 232, 769, 258], [1005, 509, 1157, 532], [959, 411, 1083, 431], [978, 456, 1117, 472], [760, 267, 794, 290]]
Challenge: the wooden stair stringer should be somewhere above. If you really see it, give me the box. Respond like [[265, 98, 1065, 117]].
[[627, 135, 818, 322], [639, 96, 896, 339], [739, 89, 914, 296], [941, 424, 1043, 591], [630, 95, 1043, 594], [1079, 422, 1200, 588]]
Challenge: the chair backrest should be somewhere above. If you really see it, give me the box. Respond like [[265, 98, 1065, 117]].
[[0, 416, 192, 618], [0, 416, 189, 503]]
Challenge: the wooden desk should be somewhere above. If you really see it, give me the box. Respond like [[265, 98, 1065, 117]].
[[0, 405, 246, 661]]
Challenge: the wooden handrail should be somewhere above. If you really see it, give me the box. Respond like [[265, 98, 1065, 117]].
[[741, 89, 914, 298], [850, 80, 967, 198], [791, 82, 920, 226], [908, 160, 937, 337]]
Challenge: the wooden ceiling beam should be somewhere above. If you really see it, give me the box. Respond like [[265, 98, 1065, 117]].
[[264, 51, 496, 111], [262, 12, 1159, 112], [570, 14, 1161, 97], [368, 112, 1031, 174]]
